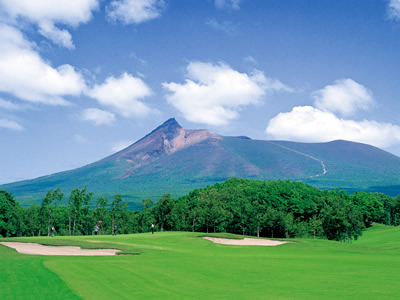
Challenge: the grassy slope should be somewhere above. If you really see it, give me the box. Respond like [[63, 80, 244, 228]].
[[275, 140, 400, 193], [1, 224, 400, 299], [0, 244, 81, 300], [5, 138, 400, 207]]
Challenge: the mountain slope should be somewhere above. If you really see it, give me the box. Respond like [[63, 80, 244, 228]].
[[3, 118, 400, 207]]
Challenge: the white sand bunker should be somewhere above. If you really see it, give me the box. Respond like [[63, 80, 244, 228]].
[[0, 242, 120, 256], [203, 237, 288, 246]]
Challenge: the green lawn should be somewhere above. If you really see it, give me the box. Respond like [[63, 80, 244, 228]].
[[1, 225, 400, 299]]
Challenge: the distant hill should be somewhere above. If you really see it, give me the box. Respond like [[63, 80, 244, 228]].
[[2, 118, 400, 209]]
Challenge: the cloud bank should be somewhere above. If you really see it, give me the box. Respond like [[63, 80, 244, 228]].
[[266, 79, 400, 149], [0, 24, 86, 105], [266, 106, 400, 148], [0, 0, 99, 48], [163, 61, 290, 126]]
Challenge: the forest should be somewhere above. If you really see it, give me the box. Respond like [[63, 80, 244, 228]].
[[1, 178, 400, 242]]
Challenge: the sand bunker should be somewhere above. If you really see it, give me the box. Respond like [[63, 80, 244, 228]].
[[203, 237, 288, 246], [0, 242, 120, 256]]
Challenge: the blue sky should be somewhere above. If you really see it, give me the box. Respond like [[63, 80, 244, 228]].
[[1, 0, 400, 184]]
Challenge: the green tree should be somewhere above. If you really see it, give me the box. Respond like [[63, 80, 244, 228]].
[[111, 194, 123, 234], [251, 194, 268, 237], [68, 186, 93, 235], [0, 190, 16, 237], [169, 197, 189, 231], [280, 212, 295, 239], [154, 194, 175, 232], [94, 196, 109, 234], [352, 191, 384, 227], [309, 214, 323, 239], [81, 193, 94, 235], [206, 190, 230, 233], [140, 199, 154, 232], [6, 203, 26, 237], [264, 207, 280, 238], [25, 204, 41, 236], [40, 188, 64, 236], [344, 202, 364, 243]]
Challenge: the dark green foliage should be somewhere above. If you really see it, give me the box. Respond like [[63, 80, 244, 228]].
[[0, 190, 16, 237], [2, 178, 400, 241]]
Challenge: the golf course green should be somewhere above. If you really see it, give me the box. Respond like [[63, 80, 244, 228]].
[[1, 224, 399, 299]]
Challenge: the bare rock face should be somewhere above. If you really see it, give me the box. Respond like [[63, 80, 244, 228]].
[[103, 118, 221, 177], [165, 127, 221, 154]]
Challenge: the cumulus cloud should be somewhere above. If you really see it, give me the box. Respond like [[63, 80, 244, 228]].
[[265, 106, 400, 148], [0, 118, 24, 131], [0, 24, 86, 105], [214, 0, 242, 11], [388, 0, 400, 20], [82, 108, 116, 125], [106, 0, 166, 25], [163, 61, 290, 126], [0, 0, 99, 48], [87, 73, 154, 118], [312, 79, 374, 117]]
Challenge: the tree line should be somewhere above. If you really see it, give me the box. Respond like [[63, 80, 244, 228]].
[[1, 178, 400, 241]]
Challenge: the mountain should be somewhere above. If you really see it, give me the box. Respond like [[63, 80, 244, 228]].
[[3, 118, 400, 208]]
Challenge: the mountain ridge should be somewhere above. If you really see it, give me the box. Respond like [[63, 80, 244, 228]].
[[2, 118, 400, 208]]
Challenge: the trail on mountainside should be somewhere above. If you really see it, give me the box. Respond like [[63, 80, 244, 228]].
[[268, 141, 327, 178]]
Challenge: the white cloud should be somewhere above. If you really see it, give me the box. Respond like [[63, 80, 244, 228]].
[[312, 79, 374, 117], [111, 140, 134, 152], [0, 24, 86, 105], [163, 61, 291, 126], [0, 0, 99, 48], [87, 73, 153, 118], [38, 20, 74, 49], [0, 118, 24, 131], [265, 106, 400, 148], [106, 0, 165, 25], [82, 108, 116, 125], [388, 0, 400, 20], [214, 0, 241, 11], [0, 98, 23, 110]]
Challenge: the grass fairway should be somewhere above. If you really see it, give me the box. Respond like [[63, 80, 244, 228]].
[[1, 224, 400, 299]]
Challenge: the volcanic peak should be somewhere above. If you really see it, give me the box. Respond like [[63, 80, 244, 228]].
[[106, 118, 221, 167]]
